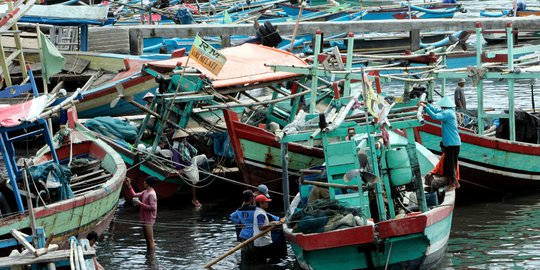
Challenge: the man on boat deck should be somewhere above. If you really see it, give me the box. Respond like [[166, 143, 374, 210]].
[[125, 176, 158, 250], [454, 78, 467, 110], [420, 96, 461, 190], [517, 0, 527, 12], [142, 92, 155, 109], [171, 129, 208, 208]]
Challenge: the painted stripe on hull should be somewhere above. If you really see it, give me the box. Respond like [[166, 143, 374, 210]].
[[418, 124, 540, 175]]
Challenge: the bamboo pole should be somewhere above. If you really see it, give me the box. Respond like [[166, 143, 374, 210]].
[[202, 89, 310, 109]]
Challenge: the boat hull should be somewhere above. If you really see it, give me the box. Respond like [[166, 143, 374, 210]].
[[83, 131, 183, 200], [417, 119, 540, 193], [0, 109, 126, 251], [223, 110, 324, 191]]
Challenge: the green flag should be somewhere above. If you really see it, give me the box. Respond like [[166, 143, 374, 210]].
[[38, 31, 65, 83], [223, 10, 232, 24]]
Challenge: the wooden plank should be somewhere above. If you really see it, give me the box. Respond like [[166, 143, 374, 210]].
[[72, 183, 105, 194], [62, 56, 91, 74], [10, 229, 36, 256], [0, 249, 94, 267], [87, 27, 130, 54], [71, 174, 110, 188], [71, 169, 105, 183]]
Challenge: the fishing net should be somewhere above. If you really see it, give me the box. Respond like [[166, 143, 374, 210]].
[[22, 162, 74, 202], [288, 199, 363, 234], [84, 116, 138, 142]]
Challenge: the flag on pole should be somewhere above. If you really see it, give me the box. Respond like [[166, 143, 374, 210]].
[[190, 34, 227, 76], [38, 31, 65, 83]]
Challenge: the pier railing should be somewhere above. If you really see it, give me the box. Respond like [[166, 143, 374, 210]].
[[109, 17, 540, 55]]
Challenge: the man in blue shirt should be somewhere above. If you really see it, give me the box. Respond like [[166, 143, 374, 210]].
[[230, 190, 256, 241], [420, 96, 461, 190]]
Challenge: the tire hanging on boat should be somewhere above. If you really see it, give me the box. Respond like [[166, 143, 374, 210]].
[[256, 21, 283, 48]]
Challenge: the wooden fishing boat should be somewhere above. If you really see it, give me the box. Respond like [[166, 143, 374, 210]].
[[18, 50, 170, 118], [0, 68, 126, 252], [274, 32, 453, 269], [223, 109, 324, 191], [220, 30, 473, 190], [416, 23, 540, 194], [480, 8, 540, 43], [83, 42, 310, 198]]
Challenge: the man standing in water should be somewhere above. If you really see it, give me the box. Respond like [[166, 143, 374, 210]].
[[454, 78, 467, 110], [125, 176, 158, 250], [420, 96, 461, 190]]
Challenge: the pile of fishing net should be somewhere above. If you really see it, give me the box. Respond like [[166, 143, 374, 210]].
[[288, 199, 369, 234], [84, 116, 138, 142], [21, 162, 74, 203]]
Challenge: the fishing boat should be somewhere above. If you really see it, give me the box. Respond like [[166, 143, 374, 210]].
[[480, 5, 540, 43], [221, 29, 472, 190], [17, 50, 170, 118], [223, 109, 325, 191], [274, 32, 454, 270], [0, 67, 126, 252], [83, 42, 310, 198], [416, 23, 540, 194]]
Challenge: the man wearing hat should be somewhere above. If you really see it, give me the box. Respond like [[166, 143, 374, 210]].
[[255, 184, 271, 198], [420, 96, 461, 190], [171, 129, 208, 207], [253, 194, 284, 262], [142, 92, 155, 109], [454, 78, 467, 110]]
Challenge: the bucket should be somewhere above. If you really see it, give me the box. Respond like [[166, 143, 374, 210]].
[[386, 147, 412, 186]]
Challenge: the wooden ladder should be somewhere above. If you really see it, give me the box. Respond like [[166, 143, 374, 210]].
[[0, 0, 36, 87]]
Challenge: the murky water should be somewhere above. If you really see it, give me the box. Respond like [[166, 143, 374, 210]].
[[96, 190, 540, 269], [93, 1, 540, 268]]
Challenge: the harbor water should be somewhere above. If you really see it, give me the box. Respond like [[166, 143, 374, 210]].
[[95, 189, 540, 269], [94, 1, 540, 267]]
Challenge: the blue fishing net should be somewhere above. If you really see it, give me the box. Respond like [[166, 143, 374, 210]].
[[288, 199, 362, 234], [23, 162, 74, 202], [84, 116, 138, 142]]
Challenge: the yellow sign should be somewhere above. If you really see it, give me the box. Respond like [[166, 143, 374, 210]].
[[191, 35, 227, 75]]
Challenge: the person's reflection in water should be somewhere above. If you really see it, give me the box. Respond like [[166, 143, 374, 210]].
[[145, 249, 159, 270]]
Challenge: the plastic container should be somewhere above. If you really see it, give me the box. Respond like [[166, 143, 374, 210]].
[[386, 147, 413, 186]]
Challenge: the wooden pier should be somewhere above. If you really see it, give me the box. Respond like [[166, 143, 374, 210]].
[[87, 17, 540, 55]]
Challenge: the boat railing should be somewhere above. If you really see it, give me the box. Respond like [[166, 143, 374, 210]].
[[436, 22, 540, 142]]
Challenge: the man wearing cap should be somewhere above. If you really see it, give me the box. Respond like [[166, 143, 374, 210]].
[[253, 194, 282, 262], [454, 78, 467, 110], [255, 184, 271, 198], [171, 129, 208, 208], [420, 96, 461, 190]]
